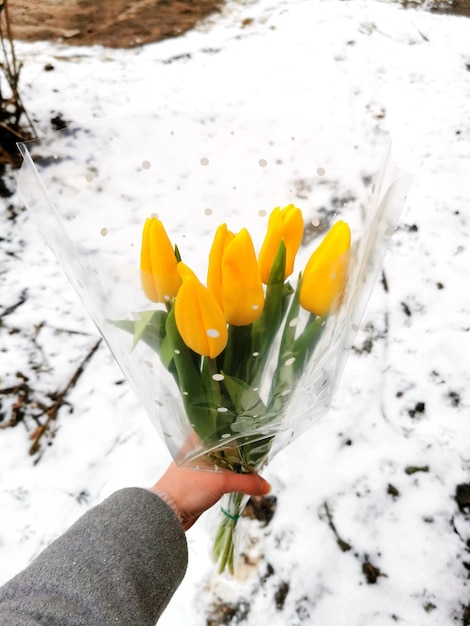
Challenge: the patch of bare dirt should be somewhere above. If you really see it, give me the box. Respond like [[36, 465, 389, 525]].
[[7, 1, 470, 52], [398, 0, 470, 15], [8, 0, 225, 49]]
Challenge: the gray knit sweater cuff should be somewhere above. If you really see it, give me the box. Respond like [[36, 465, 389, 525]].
[[0, 487, 188, 626]]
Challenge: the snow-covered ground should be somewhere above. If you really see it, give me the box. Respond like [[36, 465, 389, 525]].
[[1, 0, 470, 624]]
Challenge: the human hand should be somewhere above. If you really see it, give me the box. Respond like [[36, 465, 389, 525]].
[[150, 462, 271, 531]]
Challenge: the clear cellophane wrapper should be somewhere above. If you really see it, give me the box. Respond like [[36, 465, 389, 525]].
[[17, 113, 412, 573]]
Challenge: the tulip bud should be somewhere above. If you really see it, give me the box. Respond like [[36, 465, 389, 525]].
[[175, 263, 228, 358], [299, 220, 351, 316], [258, 204, 304, 284], [140, 217, 181, 303], [208, 225, 264, 326]]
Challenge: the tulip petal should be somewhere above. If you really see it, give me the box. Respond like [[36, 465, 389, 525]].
[[175, 263, 228, 358], [140, 218, 159, 302], [300, 220, 351, 316], [258, 204, 304, 284], [207, 224, 235, 310], [140, 217, 181, 303], [221, 229, 264, 326]]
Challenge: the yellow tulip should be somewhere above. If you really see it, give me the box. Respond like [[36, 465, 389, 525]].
[[140, 217, 181, 303], [258, 204, 304, 284], [175, 263, 228, 358], [299, 220, 351, 316], [208, 225, 264, 326]]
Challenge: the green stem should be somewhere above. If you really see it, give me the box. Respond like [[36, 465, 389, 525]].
[[246, 242, 290, 388], [205, 357, 222, 432], [213, 492, 246, 574], [165, 307, 215, 443], [216, 522, 234, 574], [222, 324, 253, 379]]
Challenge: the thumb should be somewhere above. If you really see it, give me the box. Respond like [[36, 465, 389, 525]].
[[217, 472, 271, 498]]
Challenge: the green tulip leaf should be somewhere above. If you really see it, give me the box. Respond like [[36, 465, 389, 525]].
[[111, 309, 167, 352], [292, 315, 326, 377], [278, 273, 302, 356], [222, 373, 266, 418]]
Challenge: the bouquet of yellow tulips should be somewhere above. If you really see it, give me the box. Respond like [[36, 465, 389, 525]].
[[116, 204, 351, 573], [17, 113, 412, 576]]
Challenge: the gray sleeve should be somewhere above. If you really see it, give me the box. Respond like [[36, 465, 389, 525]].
[[0, 487, 188, 625]]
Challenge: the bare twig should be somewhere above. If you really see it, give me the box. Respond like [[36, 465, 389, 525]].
[[0, 0, 35, 163], [28, 339, 102, 457], [0, 376, 30, 428], [0, 288, 28, 319], [323, 502, 352, 552]]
